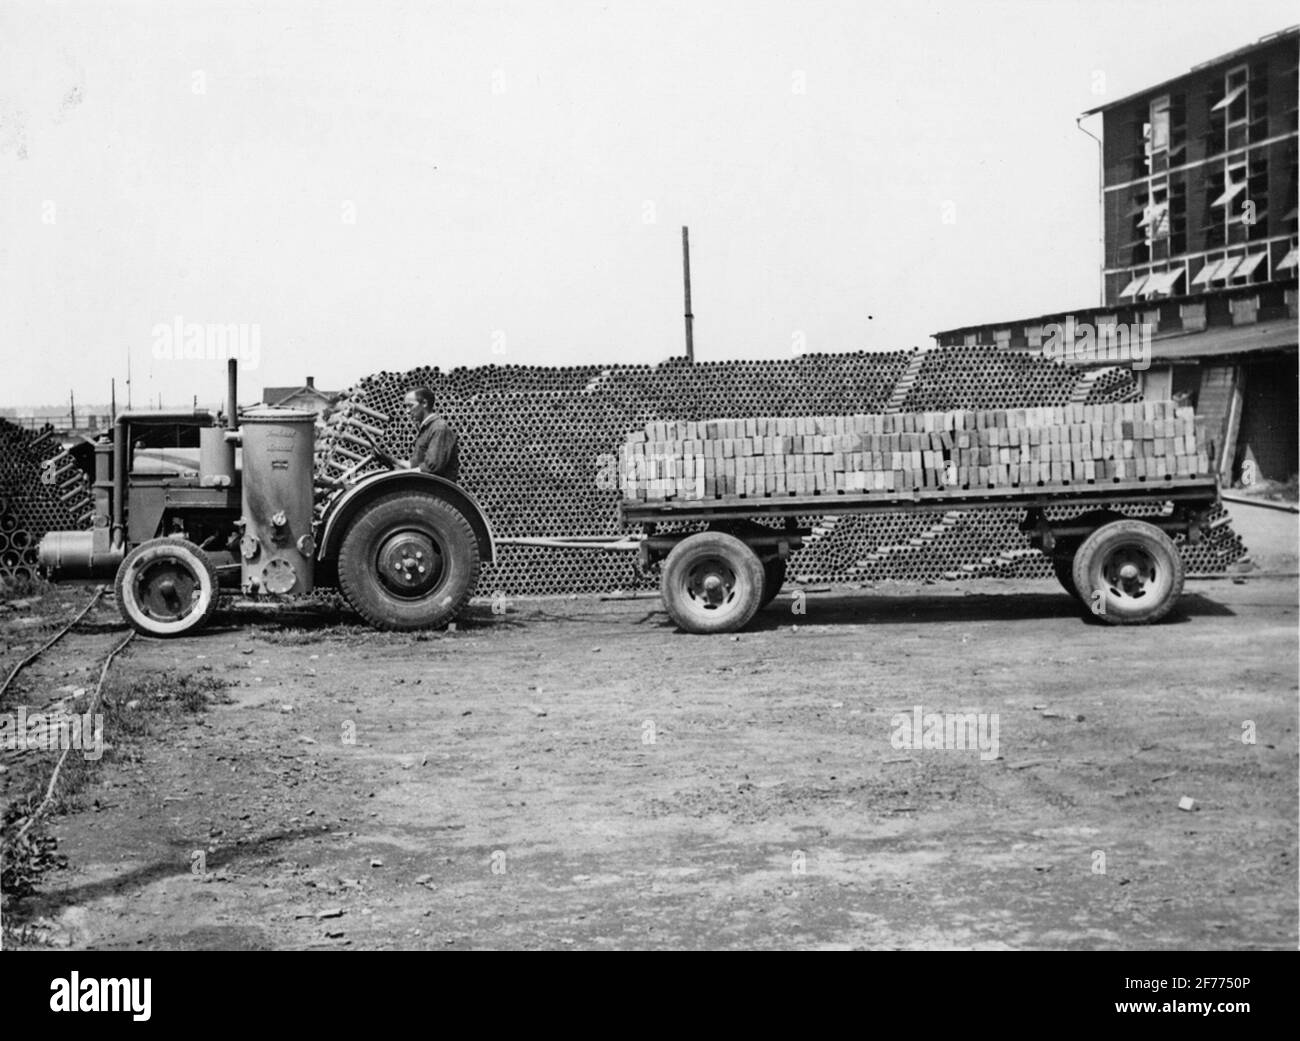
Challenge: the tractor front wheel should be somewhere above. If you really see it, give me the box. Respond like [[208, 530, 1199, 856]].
[[115, 537, 219, 637]]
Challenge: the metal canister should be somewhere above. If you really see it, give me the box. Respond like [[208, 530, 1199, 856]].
[[199, 426, 236, 488], [238, 408, 316, 595]]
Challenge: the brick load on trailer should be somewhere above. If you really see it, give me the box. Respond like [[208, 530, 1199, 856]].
[[618, 402, 1219, 634]]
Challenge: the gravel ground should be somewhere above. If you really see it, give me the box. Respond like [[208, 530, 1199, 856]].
[[3, 575, 1296, 950]]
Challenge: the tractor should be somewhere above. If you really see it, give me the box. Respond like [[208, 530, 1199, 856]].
[[38, 361, 493, 637]]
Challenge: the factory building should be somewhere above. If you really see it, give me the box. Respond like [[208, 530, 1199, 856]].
[[934, 26, 1298, 487]]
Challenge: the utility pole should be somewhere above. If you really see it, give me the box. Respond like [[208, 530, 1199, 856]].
[[681, 226, 695, 363], [111, 378, 116, 424], [126, 349, 133, 410], [69, 389, 76, 429], [1076, 114, 1106, 306]]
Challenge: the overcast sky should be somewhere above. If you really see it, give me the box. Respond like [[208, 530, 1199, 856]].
[[1, 0, 1295, 408]]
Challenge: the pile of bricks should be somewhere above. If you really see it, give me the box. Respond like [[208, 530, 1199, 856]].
[[620, 402, 1208, 502]]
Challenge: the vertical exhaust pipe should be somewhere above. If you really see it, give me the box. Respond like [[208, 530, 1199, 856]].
[[227, 357, 239, 429]]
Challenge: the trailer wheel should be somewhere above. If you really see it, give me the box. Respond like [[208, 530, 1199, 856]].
[[661, 531, 765, 634], [760, 557, 787, 608], [115, 537, 219, 637], [1046, 511, 1122, 603], [1050, 554, 1083, 602], [337, 492, 480, 630], [1072, 519, 1184, 625]]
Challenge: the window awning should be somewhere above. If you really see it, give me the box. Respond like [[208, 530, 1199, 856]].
[[1211, 181, 1247, 207], [1119, 274, 1150, 297], [1213, 256, 1242, 281], [1142, 269, 1185, 296], [1277, 247, 1299, 272], [1233, 253, 1267, 279], [1191, 260, 1219, 285], [1211, 84, 1247, 112]]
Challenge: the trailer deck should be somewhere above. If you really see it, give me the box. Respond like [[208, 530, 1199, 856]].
[[620, 476, 1220, 522], [620, 476, 1222, 633]]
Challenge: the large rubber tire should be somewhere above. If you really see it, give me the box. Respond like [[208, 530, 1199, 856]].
[[760, 557, 787, 608], [1051, 553, 1082, 602], [661, 531, 765, 634], [337, 492, 480, 631], [115, 537, 219, 638], [1048, 510, 1122, 602], [1072, 519, 1184, 625]]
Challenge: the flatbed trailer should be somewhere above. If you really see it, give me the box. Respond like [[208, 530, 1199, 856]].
[[619, 476, 1221, 634]]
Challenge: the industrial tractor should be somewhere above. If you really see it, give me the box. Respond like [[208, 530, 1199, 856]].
[[38, 361, 494, 637]]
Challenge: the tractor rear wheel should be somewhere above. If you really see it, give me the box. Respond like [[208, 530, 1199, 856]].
[[115, 537, 219, 637], [338, 492, 480, 630]]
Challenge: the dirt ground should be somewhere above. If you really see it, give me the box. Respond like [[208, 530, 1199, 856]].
[[2, 575, 1297, 950]]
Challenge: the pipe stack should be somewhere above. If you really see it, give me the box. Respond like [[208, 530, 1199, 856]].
[[0, 420, 94, 587], [312, 348, 1246, 594]]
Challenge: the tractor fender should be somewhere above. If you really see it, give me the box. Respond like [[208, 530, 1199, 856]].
[[316, 471, 495, 567]]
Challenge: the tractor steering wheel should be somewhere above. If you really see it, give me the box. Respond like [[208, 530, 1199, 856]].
[[363, 437, 399, 470]]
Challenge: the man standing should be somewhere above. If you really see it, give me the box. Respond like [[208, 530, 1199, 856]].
[[403, 387, 460, 482]]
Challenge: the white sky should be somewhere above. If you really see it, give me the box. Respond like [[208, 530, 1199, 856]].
[[1, 0, 1295, 408]]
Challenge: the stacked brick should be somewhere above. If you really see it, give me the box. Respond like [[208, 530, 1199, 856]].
[[620, 402, 1209, 502]]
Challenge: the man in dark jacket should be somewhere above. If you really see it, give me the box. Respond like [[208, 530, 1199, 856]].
[[403, 387, 460, 482]]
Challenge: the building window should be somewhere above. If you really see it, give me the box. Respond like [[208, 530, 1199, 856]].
[[1168, 173, 1187, 254], [1248, 61, 1270, 144], [1148, 96, 1170, 153], [1168, 94, 1187, 160], [1213, 255, 1242, 282], [1206, 65, 1249, 158], [1145, 95, 1171, 173], [1244, 154, 1269, 240], [1143, 268, 1185, 297], [1232, 252, 1268, 282], [1213, 158, 1250, 246], [1120, 272, 1151, 297], [1191, 257, 1220, 286], [1140, 175, 1172, 260]]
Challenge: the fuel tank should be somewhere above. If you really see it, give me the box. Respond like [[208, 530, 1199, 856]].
[[237, 408, 316, 595]]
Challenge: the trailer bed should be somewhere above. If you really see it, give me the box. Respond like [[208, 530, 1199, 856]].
[[620, 476, 1220, 523]]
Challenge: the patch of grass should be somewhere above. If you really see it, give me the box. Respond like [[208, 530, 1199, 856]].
[[0, 573, 53, 601], [1, 667, 233, 906], [103, 668, 233, 737]]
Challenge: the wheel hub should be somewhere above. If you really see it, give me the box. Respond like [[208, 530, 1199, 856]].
[[686, 559, 737, 610], [134, 559, 201, 622], [377, 531, 443, 597], [1104, 545, 1158, 600]]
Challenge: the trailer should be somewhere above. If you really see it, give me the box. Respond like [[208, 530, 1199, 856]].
[[621, 477, 1221, 634]]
